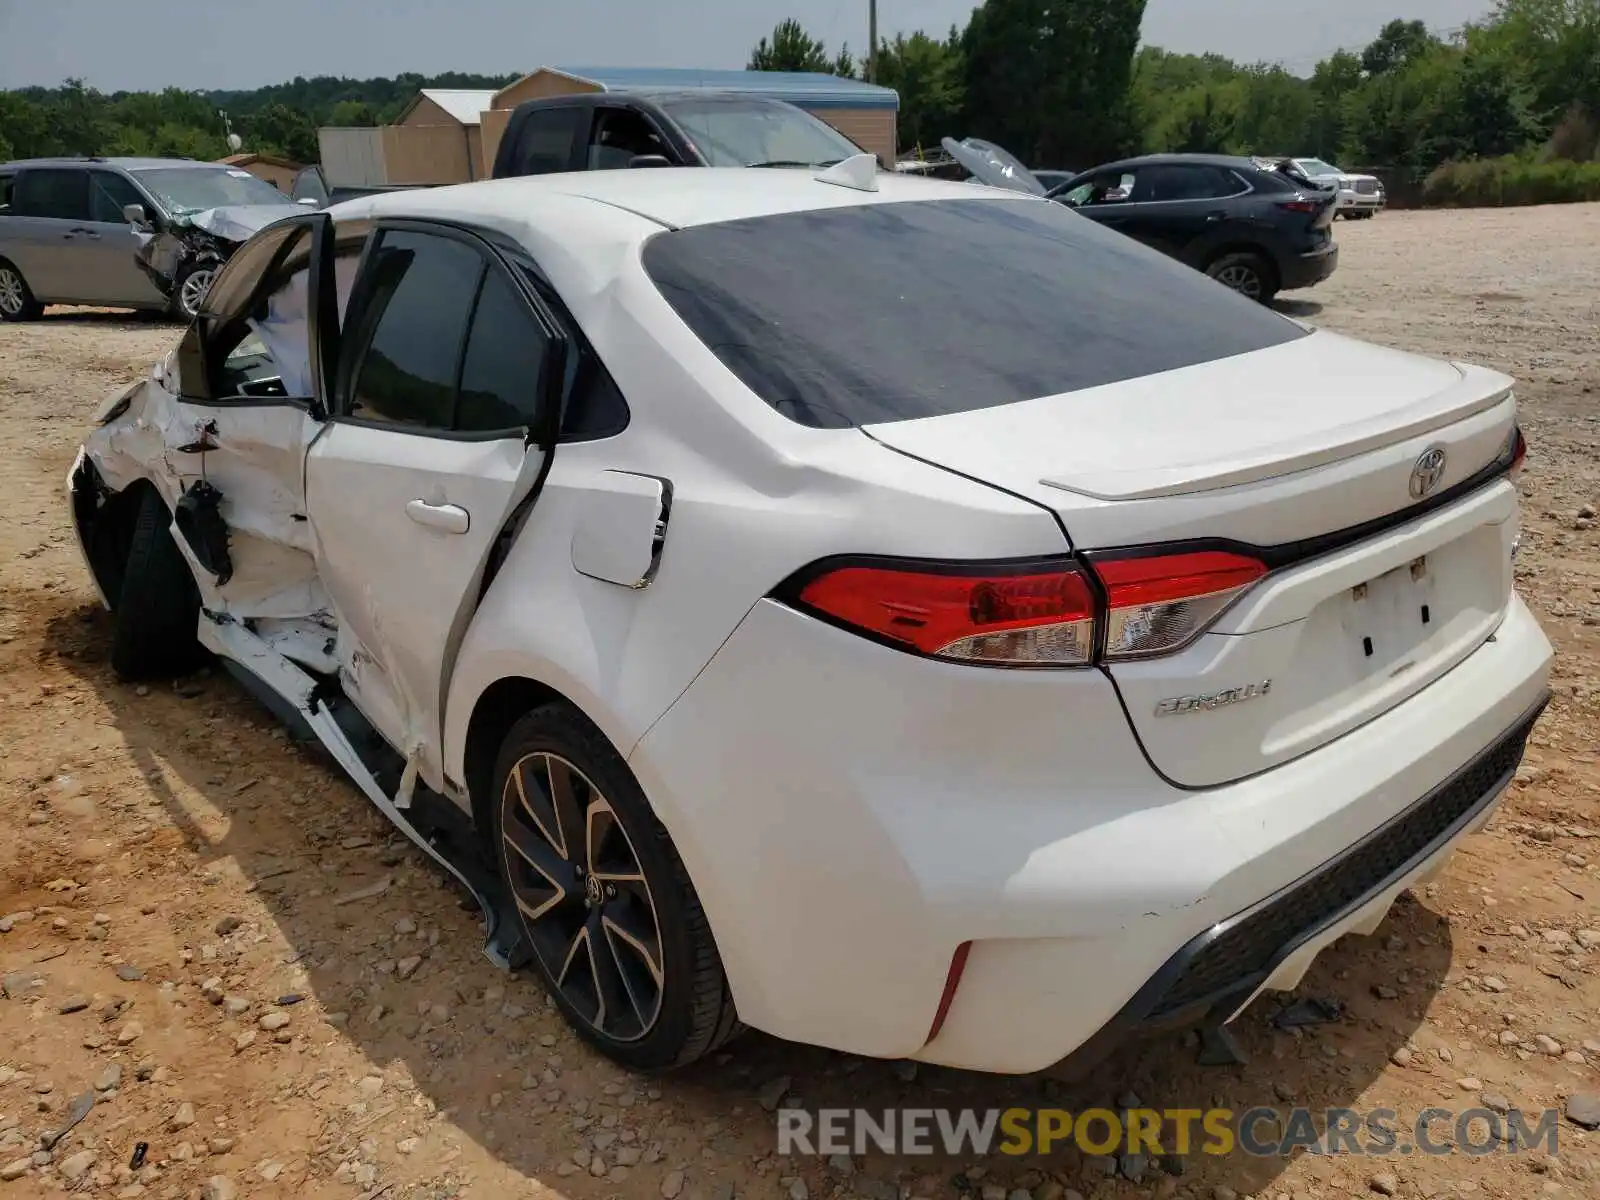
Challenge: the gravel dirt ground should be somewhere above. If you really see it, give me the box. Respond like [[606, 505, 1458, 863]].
[[1, 204, 1598, 1200]]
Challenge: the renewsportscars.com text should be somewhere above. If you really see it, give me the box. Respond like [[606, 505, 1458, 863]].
[[776, 1106, 1559, 1158]]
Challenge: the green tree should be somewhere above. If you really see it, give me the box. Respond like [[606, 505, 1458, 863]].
[[748, 19, 834, 73], [872, 31, 964, 152], [240, 102, 318, 162], [1361, 19, 1438, 75], [328, 99, 379, 126], [961, 0, 1148, 168]]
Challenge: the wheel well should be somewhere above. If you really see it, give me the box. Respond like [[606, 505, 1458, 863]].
[[74, 472, 158, 610], [1203, 244, 1279, 291], [461, 676, 565, 844]]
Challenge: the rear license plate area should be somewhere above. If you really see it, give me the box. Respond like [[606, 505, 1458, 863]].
[[1346, 556, 1436, 675]]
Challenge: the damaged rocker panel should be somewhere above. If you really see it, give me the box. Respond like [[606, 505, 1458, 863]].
[[197, 614, 531, 972]]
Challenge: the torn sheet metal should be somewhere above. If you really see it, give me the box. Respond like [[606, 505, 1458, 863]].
[[134, 204, 304, 299], [197, 616, 496, 937]]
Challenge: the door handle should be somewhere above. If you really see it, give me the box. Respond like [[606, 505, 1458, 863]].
[[1205, 211, 1227, 223], [67, 227, 102, 239], [406, 499, 469, 534]]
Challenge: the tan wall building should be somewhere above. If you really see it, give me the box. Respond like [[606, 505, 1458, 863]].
[[218, 152, 301, 192], [320, 69, 899, 187]]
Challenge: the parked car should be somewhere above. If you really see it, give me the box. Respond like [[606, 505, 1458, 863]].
[[69, 166, 1548, 1076], [492, 90, 870, 178], [1287, 157, 1386, 218], [0, 156, 304, 321], [1031, 169, 1076, 191], [943, 140, 1340, 303], [288, 164, 430, 209]]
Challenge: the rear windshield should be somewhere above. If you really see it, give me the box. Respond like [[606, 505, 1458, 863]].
[[643, 197, 1310, 429]]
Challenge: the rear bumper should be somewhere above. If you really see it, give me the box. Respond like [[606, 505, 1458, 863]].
[[1062, 686, 1546, 1075], [1280, 241, 1339, 291], [632, 593, 1551, 1073]]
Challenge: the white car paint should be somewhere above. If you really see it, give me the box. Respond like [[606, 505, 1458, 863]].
[[1291, 157, 1386, 214], [70, 167, 1549, 1074]]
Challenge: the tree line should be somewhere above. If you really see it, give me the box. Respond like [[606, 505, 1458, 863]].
[[2, 0, 1596, 206], [754, 0, 1600, 203]]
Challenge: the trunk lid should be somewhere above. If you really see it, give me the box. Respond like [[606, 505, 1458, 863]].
[[865, 330, 1520, 786]]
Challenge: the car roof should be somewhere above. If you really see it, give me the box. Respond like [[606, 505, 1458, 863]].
[[0, 156, 233, 171], [1089, 153, 1263, 173], [332, 166, 1026, 235]]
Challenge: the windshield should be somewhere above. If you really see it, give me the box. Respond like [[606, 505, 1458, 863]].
[[1296, 159, 1341, 176], [644, 197, 1307, 429], [658, 97, 864, 168], [131, 167, 290, 216]]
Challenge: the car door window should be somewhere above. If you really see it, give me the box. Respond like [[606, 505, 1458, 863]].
[[346, 230, 484, 429], [509, 108, 584, 175], [1143, 165, 1248, 202], [456, 268, 552, 431], [89, 171, 147, 223], [1081, 171, 1136, 206], [0, 173, 14, 215], [13, 168, 91, 220], [587, 108, 668, 169]]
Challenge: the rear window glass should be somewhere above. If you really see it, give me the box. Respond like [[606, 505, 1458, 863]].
[[642, 197, 1309, 429]]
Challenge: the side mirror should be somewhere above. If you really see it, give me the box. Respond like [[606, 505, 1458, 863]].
[[123, 202, 151, 229], [628, 154, 673, 169]]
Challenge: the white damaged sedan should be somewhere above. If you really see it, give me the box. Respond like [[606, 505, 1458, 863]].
[[69, 159, 1550, 1074]]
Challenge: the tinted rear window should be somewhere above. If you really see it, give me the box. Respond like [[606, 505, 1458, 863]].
[[642, 197, 1309, 429]]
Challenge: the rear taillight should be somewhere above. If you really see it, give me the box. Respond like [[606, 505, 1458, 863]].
[[1092, 550, 1268, 660], [1277, 199, 1318, 213], [787, 549, 1267, 668], [796, 560, 1096, 667], [1507, 425, 1527, 481]]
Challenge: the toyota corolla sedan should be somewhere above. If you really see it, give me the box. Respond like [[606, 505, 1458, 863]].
[[68, 159, 1550, 1075]]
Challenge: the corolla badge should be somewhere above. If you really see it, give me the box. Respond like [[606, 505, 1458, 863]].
[[1409, 446, 1448, 499], [1154, 680, 1272, 717]]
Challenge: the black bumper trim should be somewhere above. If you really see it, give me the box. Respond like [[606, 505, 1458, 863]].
[[1056, 690, 1549, 1075]]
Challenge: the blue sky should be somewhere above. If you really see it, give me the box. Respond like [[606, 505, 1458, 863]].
[[0, 0, 1494, 92]]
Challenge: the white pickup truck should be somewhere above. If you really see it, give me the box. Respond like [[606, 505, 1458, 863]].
[[1287, 157, 1387, 219]]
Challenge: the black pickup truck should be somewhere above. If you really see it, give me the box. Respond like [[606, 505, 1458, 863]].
[[490, 90, 870, 178]]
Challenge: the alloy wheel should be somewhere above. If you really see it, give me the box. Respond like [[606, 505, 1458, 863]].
[[1213, 263, 1263, 299], [500, 752, 665, 1042], [179, 267, 216, 319], [0, 268, 24, 316]]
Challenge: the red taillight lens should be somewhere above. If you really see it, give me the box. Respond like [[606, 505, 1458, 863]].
[[1278, 199, 1318, 213], [796, 560, 1096, 666], [1092, 550, 1268, 660], [1508, 426, 1527, 481]]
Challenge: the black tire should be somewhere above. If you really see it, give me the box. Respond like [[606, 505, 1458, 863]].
[[1205, 250, 1279, 304], [110, 488, 207, 681], [169, 258, 220, 322], [0, 259, 44, 322], [492, 704, 741, 1071]]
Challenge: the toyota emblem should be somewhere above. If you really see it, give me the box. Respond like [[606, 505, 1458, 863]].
[[1409, 446, 1447, 499]]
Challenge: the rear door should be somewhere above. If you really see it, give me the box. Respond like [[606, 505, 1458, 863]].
[[304, 221, 567, 780], [1126, 163, 1253, 261], [7, 167, 93, 301]]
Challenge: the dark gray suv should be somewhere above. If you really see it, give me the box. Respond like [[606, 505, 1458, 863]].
[[0, 156, 299, 321]]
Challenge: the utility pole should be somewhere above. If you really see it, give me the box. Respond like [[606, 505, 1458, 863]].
[[866, 0, 878, 82]]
